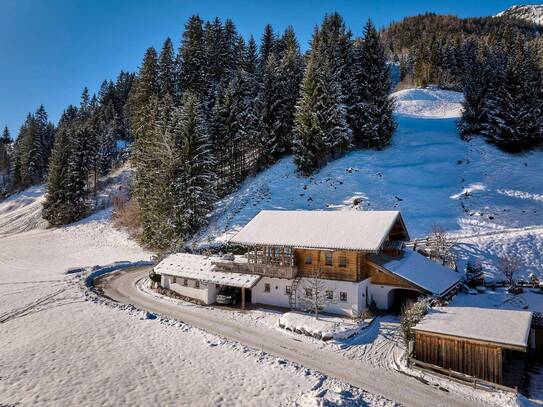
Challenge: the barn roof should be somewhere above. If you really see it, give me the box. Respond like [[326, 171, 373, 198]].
[[413, 307, 533, 350], [154, 253, 261, 289], [229, 210, 408, 252], [368, 250, 461, 296]]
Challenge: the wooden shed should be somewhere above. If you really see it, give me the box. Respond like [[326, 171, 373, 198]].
[[412, 307, 533, 384]]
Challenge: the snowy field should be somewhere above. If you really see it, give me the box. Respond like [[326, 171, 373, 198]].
[[194, 88, 543, 284], [0, 178, 393, 405]]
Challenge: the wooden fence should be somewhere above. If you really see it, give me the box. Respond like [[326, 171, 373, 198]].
[[409, 358, 517, 393]]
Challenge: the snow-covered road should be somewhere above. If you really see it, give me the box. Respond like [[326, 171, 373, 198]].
[[97, 267, 485, 407]]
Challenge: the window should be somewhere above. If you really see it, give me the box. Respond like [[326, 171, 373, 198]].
[[305, 255, 312, 265], [325, 252, 333, 266], [339, 256, 347, 267], [195, 280, 200, 289], [183, 279, 188, 286], [325, 290, 334, 300], [285, 286, 292, 295], [305, 288, 313, 298], [264, 283, 271, 293], [172, 276, 176, 284], [339, 292, 347, 302]]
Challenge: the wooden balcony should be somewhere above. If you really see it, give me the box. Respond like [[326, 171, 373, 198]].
[[213, 258, 298, 279]]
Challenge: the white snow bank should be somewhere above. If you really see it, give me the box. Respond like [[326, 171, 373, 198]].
[[392, 88, 464, 118], [279, 311, 367, 341]]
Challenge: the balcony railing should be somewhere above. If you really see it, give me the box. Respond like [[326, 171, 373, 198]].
[[213, 258, 298, 279]]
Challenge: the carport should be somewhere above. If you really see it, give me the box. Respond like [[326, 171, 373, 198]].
[[154, 253, 261, 308]]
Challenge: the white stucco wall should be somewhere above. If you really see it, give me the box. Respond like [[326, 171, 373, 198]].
[[160, 275, 216, 304], [368, 284, 421, 310], [252, 277, 371, 317], [252, 277, 291, 308]]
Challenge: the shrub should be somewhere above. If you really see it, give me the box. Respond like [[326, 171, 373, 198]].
[[113, 197, 142, 241], [400, 297, 430, 351]]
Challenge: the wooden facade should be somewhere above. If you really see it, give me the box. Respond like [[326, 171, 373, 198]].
[[364, 261, 418, 289], [294, 249, 364, 281], [414, 331, 506, 384]]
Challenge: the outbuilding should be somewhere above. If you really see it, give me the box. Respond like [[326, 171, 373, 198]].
[[412, 307, 533, 385], [155, 253, 261, 308]]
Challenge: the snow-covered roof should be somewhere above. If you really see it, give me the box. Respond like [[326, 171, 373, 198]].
[[368, 250, 460, 296], [229, 210, 407, 252], [154, 253, 261, 289], [413, 307, 533, 349]]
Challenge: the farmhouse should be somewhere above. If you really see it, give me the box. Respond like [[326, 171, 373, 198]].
[[412, 307, 533, 386], [155, 210, 461, 316]]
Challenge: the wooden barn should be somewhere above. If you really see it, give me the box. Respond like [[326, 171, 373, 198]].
[[412, 307, 533, 385]]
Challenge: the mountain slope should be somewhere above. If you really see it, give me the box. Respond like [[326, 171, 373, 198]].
[[496, 4, 543, 25], [194, 88, 543, 279]]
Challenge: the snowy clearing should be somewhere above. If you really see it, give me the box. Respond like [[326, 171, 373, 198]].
[[393, 87, 464, 118]]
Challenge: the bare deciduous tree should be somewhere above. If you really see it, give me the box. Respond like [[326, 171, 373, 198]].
[[427, 224, 456, 268], [499, 255, 521, 288], [297, 267, 335, 320]]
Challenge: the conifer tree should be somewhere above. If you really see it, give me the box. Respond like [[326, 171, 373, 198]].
[[43, 106, 89, 225], [293, 24, 350, 175], [484, 41, 543, 151], [158, 37, 176, 98], [293, 51, 327, 176], [174, 92, 216, 240], [178, 15, 206, 96], [0, 127, 11, 193], [129, 47, 159, 133], [259, 24, 277, 76], [350, 20, 396, 147], [257, 54, 282, 166], [275, 27, 304, 155], [458, 46, 493, 137]]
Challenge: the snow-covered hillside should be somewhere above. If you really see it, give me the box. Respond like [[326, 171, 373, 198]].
[[0, 171, 392, 406], [496, 4, 543, 26], [195, 88, 543, 281]]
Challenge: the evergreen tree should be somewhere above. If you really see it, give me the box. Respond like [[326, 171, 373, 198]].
[[259, 24, 277, 76], [178, 15, 206, 96], [458, 46, 494, 137], [293, 24, 350, 175], [43, 106, 89, 225], [293, 49, 327, 175], [257, 54, 282, 166], [275, 27, 304, 155], [350, 20, 396, 147], [128, 47, 159, 141], [174, 92, 216, 240], [0, 127, 11, 193], [158, 37, 176, 98], [317, 13, 353, 102], [484, 41, 543, 151]]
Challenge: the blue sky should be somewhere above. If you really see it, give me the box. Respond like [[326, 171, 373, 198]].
[[0, 0, 536, 136]]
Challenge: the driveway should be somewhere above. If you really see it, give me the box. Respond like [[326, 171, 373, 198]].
[[96, 267, 485, 407]]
